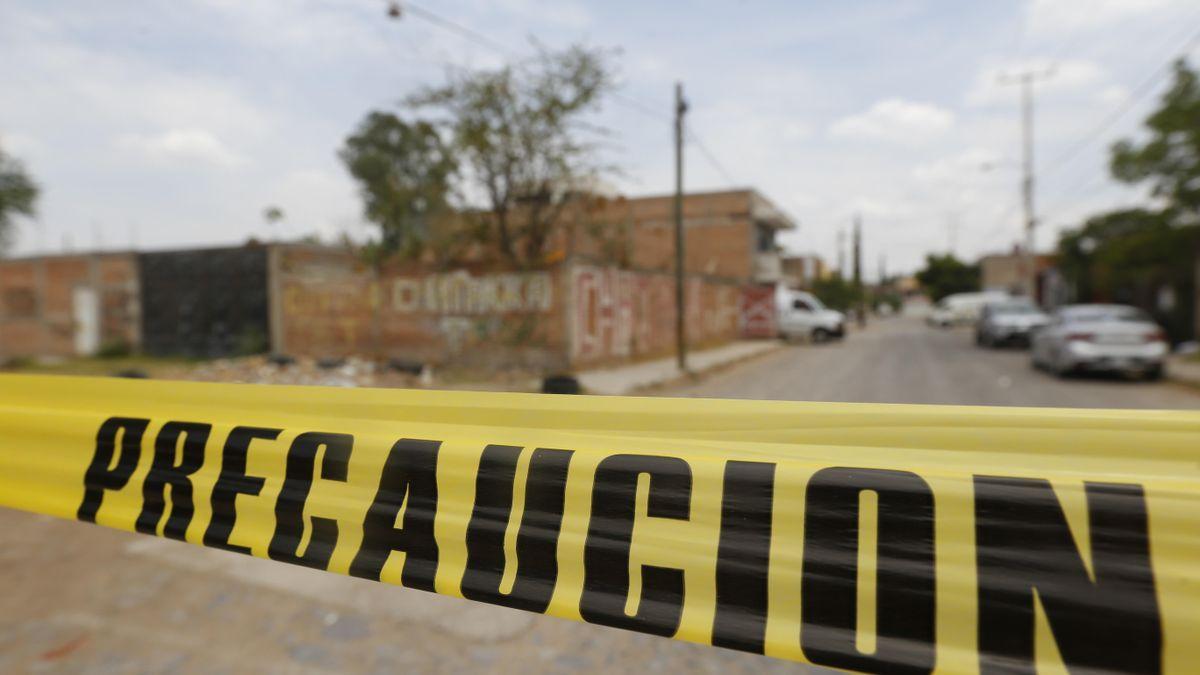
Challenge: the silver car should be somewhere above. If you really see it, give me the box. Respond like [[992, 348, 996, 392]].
[[976, 299, 1048, 348], [1031, 304, 1168, 380]]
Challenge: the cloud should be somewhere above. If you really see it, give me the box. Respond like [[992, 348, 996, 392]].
[[1024, 0, 1179, 36], [911, 148, 1003, 185], [116, 128, 246, 168], [828, 99, 954, 143]]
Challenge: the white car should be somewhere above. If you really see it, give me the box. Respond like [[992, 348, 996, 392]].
[[927, 291, 1010, 328], [1031, 304, 1168, 380], [975, 299, 1049, 347], [777, 289, 845, 342]]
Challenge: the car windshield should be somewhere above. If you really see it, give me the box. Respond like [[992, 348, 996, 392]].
[[1062, 307, 1151, 323]]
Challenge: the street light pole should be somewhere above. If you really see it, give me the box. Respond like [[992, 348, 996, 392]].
[[1000, 68, 1054, 301], [674, 82, 688, 372]]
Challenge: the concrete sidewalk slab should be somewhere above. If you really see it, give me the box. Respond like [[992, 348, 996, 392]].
[[577, 340, 782, 395]]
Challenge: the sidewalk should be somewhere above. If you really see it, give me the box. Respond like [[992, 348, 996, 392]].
[[1168, 356, 1200, 387], [576, 340, 783, 395]]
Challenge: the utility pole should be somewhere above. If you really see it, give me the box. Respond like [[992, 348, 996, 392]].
[[836, 229, 846, 279], [673, 82, 688, 372], [853, 215, 865, 328], [999, 67, 1054, 301]]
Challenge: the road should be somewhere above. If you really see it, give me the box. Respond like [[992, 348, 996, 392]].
[[667, 315, 1200, 409], [2, 317, 1195, 674]]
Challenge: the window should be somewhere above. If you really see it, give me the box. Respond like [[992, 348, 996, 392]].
[[792, 298, 813, 311], [756, 223, 775, 253]]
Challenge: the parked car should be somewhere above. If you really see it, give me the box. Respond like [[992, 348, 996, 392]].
[[1031, 304, 1168, 380], [777, 288, 845, 342], [975, 299, 1048, 348], [927, 291, 1010, 327]]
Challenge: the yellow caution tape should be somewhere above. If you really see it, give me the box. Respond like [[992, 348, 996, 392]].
[[1, 373, 1198, 673]]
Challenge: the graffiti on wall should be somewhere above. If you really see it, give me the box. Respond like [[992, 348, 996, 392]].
[[390, 271, 552, 315], [570, 265, 739, 364], [739, 285, 777, 338], [280, 263, 557, 358]]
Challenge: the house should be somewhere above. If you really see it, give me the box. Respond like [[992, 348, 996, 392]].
[[780, 254, 827, 289], [556, 188, 797, 284], [978, 247, 1057, 301]]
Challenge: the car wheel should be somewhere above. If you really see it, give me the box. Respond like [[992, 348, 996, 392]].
[[1144, 364, 1165, 382], [812, 328, 831, 343]]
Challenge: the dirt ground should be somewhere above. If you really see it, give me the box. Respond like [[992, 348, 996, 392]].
[[0, 509, 812, 674]]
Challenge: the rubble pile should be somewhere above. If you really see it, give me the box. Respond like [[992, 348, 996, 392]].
[[161, 355, 543, 392], [169, 356, 419, 389]]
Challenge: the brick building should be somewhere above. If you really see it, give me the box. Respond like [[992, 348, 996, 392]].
[[979, 248, 1057, 301], [780, 254, 827, 289], [555, 188, 795, 283]]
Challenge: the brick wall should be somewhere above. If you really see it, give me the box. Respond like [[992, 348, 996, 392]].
[[0, 253, 139, 360], [565, 263, 742, 367], [271, 246, 748, 370], [272, 246, 569, 370], [553, 190, 759, 281]]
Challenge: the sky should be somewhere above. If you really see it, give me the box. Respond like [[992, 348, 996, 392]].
[[2, 0, 1199, 278]]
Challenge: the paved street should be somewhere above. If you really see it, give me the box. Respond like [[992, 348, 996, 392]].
[[3, 317, 1196, 674], [666, 315, 1200, 409]]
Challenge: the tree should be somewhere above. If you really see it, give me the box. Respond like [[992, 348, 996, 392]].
[[1057, 209, 1197, 340], [408, 44, 615, 267], [0, 146, 38, 252], [1056, 59, 1200, 341], [810, 275, 861, 312], [1111, 60, 1200, 219], [340, 113, 457, 259], [915, 254, 980, 302]]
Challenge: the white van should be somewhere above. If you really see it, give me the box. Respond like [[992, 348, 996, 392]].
[[776, 288, 846, 342], [927, 291, 1010, 328]]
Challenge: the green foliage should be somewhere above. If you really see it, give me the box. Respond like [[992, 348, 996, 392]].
[[873, 290, 903, 313], [0, 146, 38, 252], [915, 254, 980, 302], [1111, 60, 1200, 216], [1054, 59, 1200, 341], [407, 44, 616, 267], [1057, 209, 1197, 341], [234, 326, 269, 356], [810, 275, 861, 312], [340, 112, 457, 259], [96, 338, 133, 359]]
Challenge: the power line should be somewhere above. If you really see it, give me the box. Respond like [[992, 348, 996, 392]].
[[394, 1, 517, 58], [975, 16, 1200, 255], [382, 0, 743, 190], [1041, 21, 1200, 180], [686, 130, 739, 186], [1037, 21, 1200, 225]]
